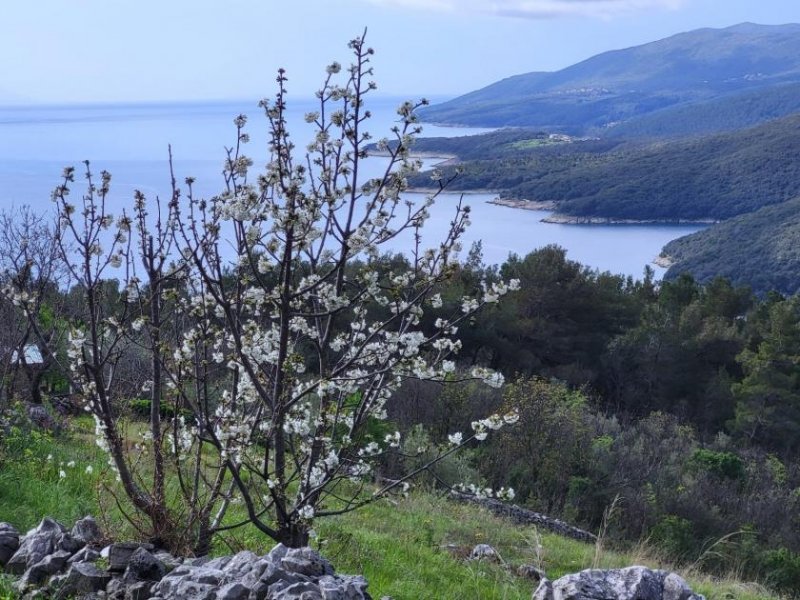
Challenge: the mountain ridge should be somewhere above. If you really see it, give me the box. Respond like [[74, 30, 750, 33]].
[[421, 22, 800, 134]]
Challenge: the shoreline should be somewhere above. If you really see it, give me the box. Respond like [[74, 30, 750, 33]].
[[541, 213, 718, 225], [406, 186, 499, 195], [488, 198, 557, 211], [367, 149, 459, 167], [377, 149, 717, 228], [653, 254, 675, 268]]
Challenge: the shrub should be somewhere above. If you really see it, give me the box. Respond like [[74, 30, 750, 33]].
[[689, 448, 745, 480]]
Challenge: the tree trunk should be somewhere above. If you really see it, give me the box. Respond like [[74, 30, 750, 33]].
[[279, 523, 309, 548]]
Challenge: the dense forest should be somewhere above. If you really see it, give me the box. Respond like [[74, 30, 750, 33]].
[[663, 197, 800, 295], [407, 112, 800, 222]]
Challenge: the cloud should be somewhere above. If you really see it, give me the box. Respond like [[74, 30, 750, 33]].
[[363, 0, 687, 19]]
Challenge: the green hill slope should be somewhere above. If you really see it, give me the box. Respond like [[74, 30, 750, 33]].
[[663, 197, 800, 295]]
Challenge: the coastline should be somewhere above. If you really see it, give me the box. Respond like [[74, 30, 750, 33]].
[[541, 213, 719, 226], [488, 198, 557, 211], [381, 149, 717, 228], [367, 149, 459, 167], [653, 254, 675, 269], [406, 186, 499, 195]]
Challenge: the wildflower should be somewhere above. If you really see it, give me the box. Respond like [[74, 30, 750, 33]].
[[85, 465, 94, 475]]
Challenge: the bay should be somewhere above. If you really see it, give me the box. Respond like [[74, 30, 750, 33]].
[[0, 97, 703, 277]]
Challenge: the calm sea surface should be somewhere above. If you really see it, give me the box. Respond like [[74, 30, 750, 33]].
[[0, 97, 703, 277]]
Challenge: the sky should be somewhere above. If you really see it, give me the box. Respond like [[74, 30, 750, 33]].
[[2, 0, 800, 105]]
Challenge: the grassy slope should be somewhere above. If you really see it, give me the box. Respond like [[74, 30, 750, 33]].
[[0, 417, 781, 600]]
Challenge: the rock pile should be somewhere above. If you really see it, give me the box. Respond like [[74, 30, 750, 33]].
[[0, 517, 709, 600], [0, 517, 371, 599], [532, 566, 706, 600]]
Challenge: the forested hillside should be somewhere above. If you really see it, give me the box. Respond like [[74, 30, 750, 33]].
[[663, 197, 800, 294], [408, 112, 800, 221]]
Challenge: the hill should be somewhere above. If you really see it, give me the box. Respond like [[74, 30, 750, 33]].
[[663, 197, 800, 295], [604, 81, 800, 139], [408, 112, 800, 221], [421, 23, 800, 136]]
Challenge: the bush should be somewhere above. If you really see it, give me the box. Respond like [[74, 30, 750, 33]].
[[127, 398, 192, 421], [649, 515, 696, 560], [689, 448, 745, 480], [761, 547, 800, 596]]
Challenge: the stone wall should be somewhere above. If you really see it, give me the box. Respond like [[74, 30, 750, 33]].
[[452, 492, 597, 543], [0, 517, 370, 599]]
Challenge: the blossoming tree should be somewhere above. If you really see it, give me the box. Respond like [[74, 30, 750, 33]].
[[4, 34, 519, 551]]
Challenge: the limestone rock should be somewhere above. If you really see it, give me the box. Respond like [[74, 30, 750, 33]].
[[270, 580, 324, 599], [20, 550, 73, 588], [318, 574, 370, 600], [6, 518, 67, 575], [153, 549, 183, 571], [71, 516, 102, 546], [107, 541, 154, 572], [125, 546, 166, 581], [69, 546, 101, 564], [52, 561, 112, 599], [469, 543, 499, 562], [0, 522, 20, 567], [281, 547, 335, 577], [531, 567, 705, 600], [125, 580, 154, 600]]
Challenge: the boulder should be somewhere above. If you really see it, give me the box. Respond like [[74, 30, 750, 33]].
[[107, 541, 155, 572], [52, 561, 112, 600], [124, 547, 166, 581], [71, 516, 102, 546], [153, 550, 183, 572], [68, 546, 101, 564], [5, 518, 67, 575], [21, 550, 73, 587], [0, 522, 20, 567], [469, 543, 499, 562], [531, 567, 705, 600], [269, 580, 324, 599], [318, 574, 371, 600], [125, 580, 154, 600], [216, 581, 250, 599], [281, 547, 335, 577]]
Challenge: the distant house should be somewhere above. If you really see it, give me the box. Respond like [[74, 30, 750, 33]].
[[3, 343, 50, 403]]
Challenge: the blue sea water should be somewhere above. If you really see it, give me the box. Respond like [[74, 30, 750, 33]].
[[0, 97, 703, 276]]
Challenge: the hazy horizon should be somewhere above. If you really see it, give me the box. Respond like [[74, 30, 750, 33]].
[[2, 1, 800, 106]]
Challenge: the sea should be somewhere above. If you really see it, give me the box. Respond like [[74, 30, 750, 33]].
[[0, 96, 704, 278]]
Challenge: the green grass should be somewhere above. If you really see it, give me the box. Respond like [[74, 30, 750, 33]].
[[508, 139, 558, 150], [0, 418, 784, 600], [0, 575, 16, 600]]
